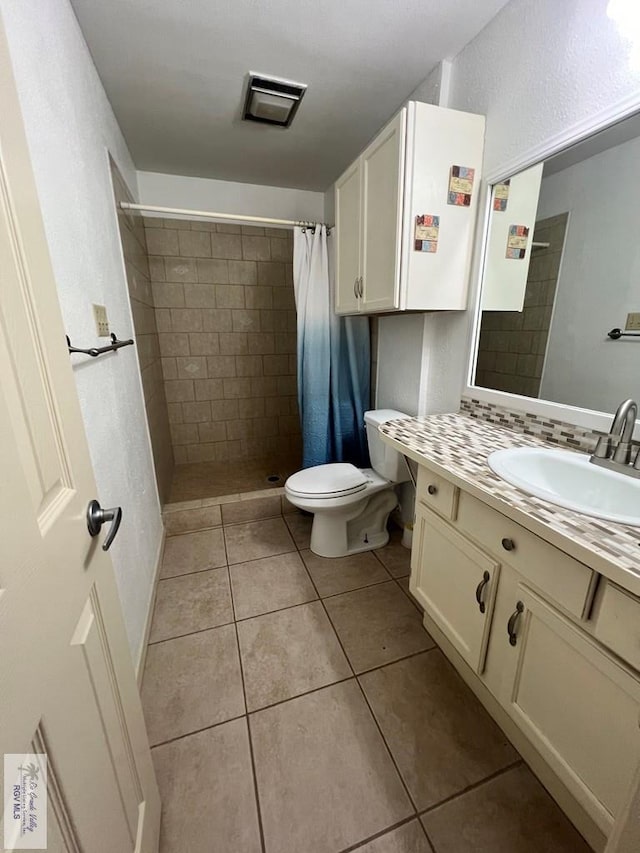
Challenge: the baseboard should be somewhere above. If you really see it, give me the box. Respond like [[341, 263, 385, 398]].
[[135, 527, 166, 686]]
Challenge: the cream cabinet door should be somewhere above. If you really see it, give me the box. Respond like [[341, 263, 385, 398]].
[[411, 506, 500, 673], [334, 158, 362, 315], [360, 109, 406, 313], [496, 585, 640, 835]]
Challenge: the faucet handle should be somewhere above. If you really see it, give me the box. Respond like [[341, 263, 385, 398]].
[[593, 435, 613, 459]]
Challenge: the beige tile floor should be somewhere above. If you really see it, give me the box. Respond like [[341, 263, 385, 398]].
[[142, 510, 592, 853]]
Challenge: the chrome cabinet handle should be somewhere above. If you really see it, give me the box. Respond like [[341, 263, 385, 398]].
[[87, 499, 123, 551], [353, 276, 359, 297], [501, 537, 516, 552], [507, 601, 524, 646], [475, 571, 490, 614], [358, 276, 363, 297]]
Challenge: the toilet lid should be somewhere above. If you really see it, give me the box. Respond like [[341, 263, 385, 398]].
[[286, 463, 368, 498]]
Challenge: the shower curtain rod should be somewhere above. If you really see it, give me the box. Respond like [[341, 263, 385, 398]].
[[119, 201, 330, 230]]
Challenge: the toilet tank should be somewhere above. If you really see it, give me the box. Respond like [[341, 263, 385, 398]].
[[364, 409, 411, 482]]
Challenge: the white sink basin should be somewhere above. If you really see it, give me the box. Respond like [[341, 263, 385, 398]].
[[488, 447, 640, 527]]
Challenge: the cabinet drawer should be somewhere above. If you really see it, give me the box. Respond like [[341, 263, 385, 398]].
[[456, 491, 595, 619], [592, 581, 640, 671], [416, 467, 458, 520]]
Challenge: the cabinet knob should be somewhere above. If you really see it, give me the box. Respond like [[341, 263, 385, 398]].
[[427, 484, 438, 495], [507, 601, 524, 646], [501, 537, 515, 552], [475, 570, 490, 614]]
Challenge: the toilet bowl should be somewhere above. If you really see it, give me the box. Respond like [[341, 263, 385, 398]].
[[285, 409, 411, 558]]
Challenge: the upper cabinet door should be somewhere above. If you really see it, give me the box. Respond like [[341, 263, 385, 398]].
[[335, 159, 362, 315], [360, 109, 406, 312], [400, 101, 485, 311]]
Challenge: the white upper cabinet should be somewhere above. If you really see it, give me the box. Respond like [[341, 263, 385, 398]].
[[360, 110, 405, 312], [335, 159, 361, 314], [334, 101, 485, 315]]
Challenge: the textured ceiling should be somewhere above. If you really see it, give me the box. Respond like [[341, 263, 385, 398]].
[[70, 0, 509, 190]]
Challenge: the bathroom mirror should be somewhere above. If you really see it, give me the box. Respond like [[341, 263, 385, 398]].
[[472, 111, 640, 415]]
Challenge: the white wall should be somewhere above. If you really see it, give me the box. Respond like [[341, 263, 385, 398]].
[[138, 170, 324, 223], [538, 134, 640, 412], [394, 0, 640, 420], [1, 0, 163, 666], [407, 60, 452, 108]]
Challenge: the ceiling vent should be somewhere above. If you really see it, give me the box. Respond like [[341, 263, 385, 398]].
[[242, 73, 307, 128]]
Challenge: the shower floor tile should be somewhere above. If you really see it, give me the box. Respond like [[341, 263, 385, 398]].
[[141, 504, 591, 853], [169, 457, 299, 502]]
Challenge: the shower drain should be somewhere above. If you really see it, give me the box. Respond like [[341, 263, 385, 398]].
[[266, 474, 281, 484]]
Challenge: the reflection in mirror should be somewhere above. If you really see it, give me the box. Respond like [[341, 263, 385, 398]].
[[474, 112, 640, 415]]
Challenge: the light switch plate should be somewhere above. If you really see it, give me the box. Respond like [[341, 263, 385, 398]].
[[93, 304, 110, 337], [625, 312, 640, 331]]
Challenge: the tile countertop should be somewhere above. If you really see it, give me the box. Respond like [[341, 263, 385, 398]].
[[380, 413, 640, 599]]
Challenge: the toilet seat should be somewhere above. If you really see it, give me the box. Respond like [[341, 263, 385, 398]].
[[285, 463, 368, 499]]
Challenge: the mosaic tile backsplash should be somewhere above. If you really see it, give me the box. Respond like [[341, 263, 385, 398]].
[[460, 397, 607, 454]]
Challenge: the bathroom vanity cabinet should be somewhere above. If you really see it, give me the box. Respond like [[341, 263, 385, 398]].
[[411, 464, 640, 850], [334, 100, 485, 315]]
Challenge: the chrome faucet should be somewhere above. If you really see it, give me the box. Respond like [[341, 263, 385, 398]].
[[591, 398, 640, 475]]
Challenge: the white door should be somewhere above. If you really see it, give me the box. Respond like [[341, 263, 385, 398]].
[[497, 585, 640, 836], [411, 507, 500, 673], [0, 18, 160, 853], [334, 159, 361, 315], [360, 109, 406, 313]]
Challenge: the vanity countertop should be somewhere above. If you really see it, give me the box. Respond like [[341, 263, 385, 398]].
[[381, 413, 640, 597]]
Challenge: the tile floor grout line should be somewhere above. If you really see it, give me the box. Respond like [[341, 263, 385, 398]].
[[149, 711, 248, 750], [220, 512, 283, 530], [335, 814, 424, 853], [303, 561, 423, 819], [319, 573, 400, 602], [355, 645, 439, 677], [301, 539, 432, 820], [234, 595, 320, 625], [418, 757, 525, 819], [228, 564, 268, 853], [164, 522, 224, 538], [158, 563, 228, 581], [420, 822, 438, 853], [148, 618, 237, 646], [352, 674, 421, 816], [147, 588, 427, 659], [246, 675, 357, 716]]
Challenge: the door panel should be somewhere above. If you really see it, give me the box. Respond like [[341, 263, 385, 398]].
[[411, 506, 500, 672], [500, 586, 640, 834], [335, 160, 361, 314], [0, 14, 160, 852], [361, 110, 405, 312]]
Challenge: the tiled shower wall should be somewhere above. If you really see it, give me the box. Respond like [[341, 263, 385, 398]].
[[145, 218, 302, 466], [112, 167, 174, 502], [475, 213, 568, 398]]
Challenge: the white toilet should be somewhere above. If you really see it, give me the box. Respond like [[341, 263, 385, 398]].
[[285, 409, 411, 558]]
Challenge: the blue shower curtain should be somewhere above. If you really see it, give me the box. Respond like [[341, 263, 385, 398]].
[[293, 225, 370, 468]]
